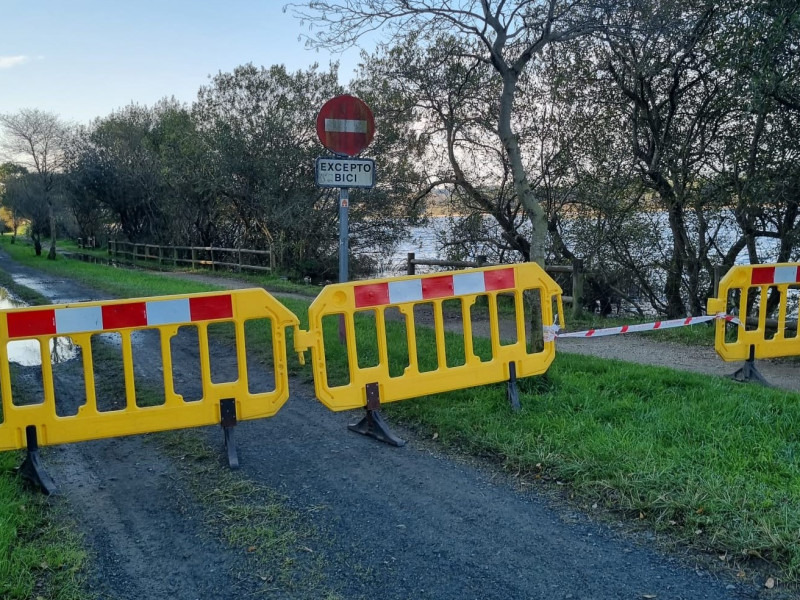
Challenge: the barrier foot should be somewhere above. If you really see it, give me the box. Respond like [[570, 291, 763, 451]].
[[220, 398, 240, 469], [728, 346, 771, 387], [19, 426, 57, 495], [348, 383, 406, 447], [507, 362, 521, 412]]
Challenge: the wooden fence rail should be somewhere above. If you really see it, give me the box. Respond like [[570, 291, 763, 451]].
[[406, 252, 585, 319], [108, 240, 276, 274]]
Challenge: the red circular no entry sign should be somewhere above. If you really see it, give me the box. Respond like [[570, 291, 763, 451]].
[[316, 95, 375, 157]]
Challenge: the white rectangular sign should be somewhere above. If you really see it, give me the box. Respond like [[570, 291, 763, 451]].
[[315, 158, 376, 189]]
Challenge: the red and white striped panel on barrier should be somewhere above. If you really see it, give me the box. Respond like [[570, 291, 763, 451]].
[[545, 314, 740, 341], [5, 294, 233, 339], [750, 265, 800, 285], [354, 268, 516, 308]]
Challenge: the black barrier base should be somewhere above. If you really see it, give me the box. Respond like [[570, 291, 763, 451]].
[[348, 383, 406, 447], [507, 362, 521, 412], [18, 426, 57, 495], [728, 346, 771, 387], [220, 398, 240, 469]]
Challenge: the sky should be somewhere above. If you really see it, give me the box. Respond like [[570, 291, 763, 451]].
[[0, 0, 366, 125]]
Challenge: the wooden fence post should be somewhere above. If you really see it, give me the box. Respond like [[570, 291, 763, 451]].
[[407, 252, 416, 276], [571, 258, 584, 320], [191, 247, 197, 269], [476, 255, 487, 267], [237, 247, 242, 273]]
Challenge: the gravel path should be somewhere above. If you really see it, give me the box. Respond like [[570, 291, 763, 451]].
[[2, 254, 794, 599]]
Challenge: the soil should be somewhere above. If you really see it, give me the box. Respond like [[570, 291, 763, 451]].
[[1, 251, 796, 600]]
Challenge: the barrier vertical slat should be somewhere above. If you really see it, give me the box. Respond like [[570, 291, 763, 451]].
[[40, 338, 56, 413], [121, 331, 136, 409], [197, 323, 212, 398], [0, 337, 12, 422], [777, 289, 788, 338], [162, 327, 183, 407], [515, 290, 526, 346], [738, 288, 748, 331], [404, 305, 420, 376], [375, 308, 389, 378], [234, 319, 248, 391], [758, 286, 768, 331], [488, 293, 501, 356], [80, 338, 99, 415], [433, 300, 446, 371], [462, 296, 476, 362], [345, 313, 359, 382]]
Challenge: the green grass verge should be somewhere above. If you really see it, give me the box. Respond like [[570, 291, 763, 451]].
[[3, 238, 800, 583], [0, 248, 90, 600], [0, 453, 89, 599], [55, 238, 320, 297], [385, 358, 800, 577]]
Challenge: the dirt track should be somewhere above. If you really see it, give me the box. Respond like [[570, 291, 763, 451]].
[[1, 251, 792, 599]]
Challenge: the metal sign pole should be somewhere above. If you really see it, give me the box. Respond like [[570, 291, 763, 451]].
[[338, 187, 349, 343], [338, 187, 349, 283]]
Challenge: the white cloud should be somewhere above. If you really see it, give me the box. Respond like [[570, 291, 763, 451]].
[[0, 56, 30, 69]]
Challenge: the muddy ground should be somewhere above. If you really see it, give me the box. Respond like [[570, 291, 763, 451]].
[[1, 251, 795, 600]]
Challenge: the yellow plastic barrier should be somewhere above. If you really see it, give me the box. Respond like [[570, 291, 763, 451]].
[[295, 263, 564, 412], [0, 289, 299, 453], [707, 262, 800, 362]]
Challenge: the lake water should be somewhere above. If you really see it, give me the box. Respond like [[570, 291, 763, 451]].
[[383, 213, 788, 274]]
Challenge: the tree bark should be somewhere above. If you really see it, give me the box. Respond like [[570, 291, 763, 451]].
[[497, 72, 547, 350], [47, 199, 57, 260]]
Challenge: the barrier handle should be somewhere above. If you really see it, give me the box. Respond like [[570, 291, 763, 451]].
[[293, 325, 312, 365]]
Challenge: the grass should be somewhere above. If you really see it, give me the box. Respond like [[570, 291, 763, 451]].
[[3, 237, 800, 585], [56, 238, 321, 297], [0, 455, 89, 599], [0, 246, 90, 600], [385, 358, 800, 576]]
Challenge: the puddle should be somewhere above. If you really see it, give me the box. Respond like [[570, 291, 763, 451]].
[[0, 286, 79, 366]]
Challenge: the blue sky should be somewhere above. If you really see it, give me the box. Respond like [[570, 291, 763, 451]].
[[0, 1, 364, 124]]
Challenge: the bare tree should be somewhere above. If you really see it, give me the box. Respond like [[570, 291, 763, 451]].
[[0, 108, 68, 259], [293, 0, 604, 346]]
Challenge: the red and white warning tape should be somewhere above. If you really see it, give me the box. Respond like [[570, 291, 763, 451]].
[[544, 313, 741, 341]]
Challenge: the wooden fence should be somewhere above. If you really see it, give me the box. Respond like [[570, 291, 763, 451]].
[[107, 240, 275, 274], [406, 252, 585, 318]]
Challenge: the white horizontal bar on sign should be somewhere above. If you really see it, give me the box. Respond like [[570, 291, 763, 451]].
[[325, 118, 368, 133]]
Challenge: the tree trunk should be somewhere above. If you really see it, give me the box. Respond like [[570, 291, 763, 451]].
[[47, 200, 57, 260], [497, 73, 547, 351]]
